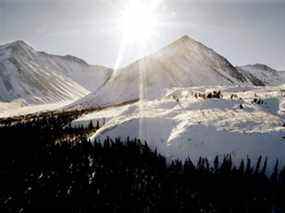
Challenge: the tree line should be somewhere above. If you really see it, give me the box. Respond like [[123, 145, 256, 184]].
[[0, 111, 284, 212]]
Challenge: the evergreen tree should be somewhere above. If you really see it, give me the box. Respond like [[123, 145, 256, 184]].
[[261, 157, 268, 175], [271, 159, 279, 183], [213, 155, 219, 172], [0, 110, 284, 212], [255, 156, 262, 175]]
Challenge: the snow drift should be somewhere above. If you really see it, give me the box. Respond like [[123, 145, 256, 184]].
[[71, 86, 285, 167]]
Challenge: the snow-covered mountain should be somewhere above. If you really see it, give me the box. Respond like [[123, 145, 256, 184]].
[[0, 40, 112, 104], [237, 64, 285, 86], [70, 35, 255, 109], [71, 86, 285, 168]]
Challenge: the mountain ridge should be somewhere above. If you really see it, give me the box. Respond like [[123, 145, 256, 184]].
[[69, 35, 257, 109], [0, 40, 113, 104], [237, 63, 285, 86], [1, 36, 284, 108]]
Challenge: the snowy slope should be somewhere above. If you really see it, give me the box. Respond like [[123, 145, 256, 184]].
[[0, 101, 72, 118], [36, 52, 113, 92], [69, 35, 251, 109], [237, 64, 285, 86], [0, 40, 112, 104], [71, 86, 285, 167], [0, 101, 24, 112]]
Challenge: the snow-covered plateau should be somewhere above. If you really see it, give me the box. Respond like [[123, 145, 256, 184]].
[[71, 86, 285, 167]]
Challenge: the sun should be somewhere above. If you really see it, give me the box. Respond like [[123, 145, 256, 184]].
[[118, 1, 159, 45]]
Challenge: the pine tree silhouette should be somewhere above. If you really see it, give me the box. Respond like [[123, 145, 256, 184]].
[[0, 110, 284, 212]]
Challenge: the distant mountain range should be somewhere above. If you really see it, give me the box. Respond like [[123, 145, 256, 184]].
[[0, 36, 284, 107], [237, 64, 285, 86], [0, 40, 112, 104]]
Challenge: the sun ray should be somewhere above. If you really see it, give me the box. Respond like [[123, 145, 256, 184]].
[[113, 0, 163, 72], [113, 0, 165, 139], [118, 0, 160, 45]]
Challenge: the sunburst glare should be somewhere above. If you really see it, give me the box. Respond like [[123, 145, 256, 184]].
[[118, 0, 160, 45], [114, 0, 163, 70], [115, 1, 164, 140]]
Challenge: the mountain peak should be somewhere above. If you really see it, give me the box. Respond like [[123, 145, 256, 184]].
[[70, 35, 253, 109], [1, 40, 34, 54], [169, 35, 198, 46], [8, 40, 31, 49], [252, 63, 275, 71], [62, 54, 88, 65], [157, 35, 210, 56], [12, 40, 26, 45], [237, 63, 284, 86], [178, 35, 191, 41], [242, 64, 277, 72]]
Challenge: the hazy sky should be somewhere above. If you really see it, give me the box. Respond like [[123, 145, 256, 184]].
[[1, 0, 285, 70]]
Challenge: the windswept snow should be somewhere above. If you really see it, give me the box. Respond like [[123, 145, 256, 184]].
[[71, 86, 285, 167]]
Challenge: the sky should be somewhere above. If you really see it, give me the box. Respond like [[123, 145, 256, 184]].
[[0, 0, 285, 70]]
